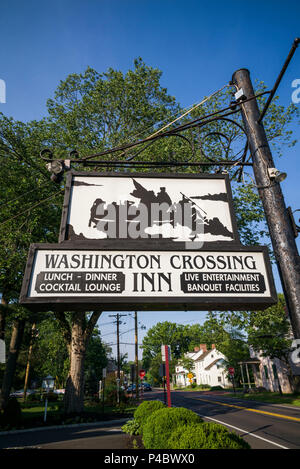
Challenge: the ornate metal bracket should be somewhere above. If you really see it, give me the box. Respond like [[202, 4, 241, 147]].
[[39, 107, 254, 181]]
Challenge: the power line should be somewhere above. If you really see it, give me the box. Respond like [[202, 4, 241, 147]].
[[0, 190, 63, 227], [117, 85, 228, 151], [147, 84, 229, 139], [108, 313, 128, 388], [0, 184, 58, 209], [41, 90, 266, 169], [106, 342, 144, 346], [0, 187, 41, 207]]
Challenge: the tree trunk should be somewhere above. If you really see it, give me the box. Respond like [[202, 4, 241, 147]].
[[0, 318, 25, 411], [64, 312, 86, 414], [61, 311, 102, 414]]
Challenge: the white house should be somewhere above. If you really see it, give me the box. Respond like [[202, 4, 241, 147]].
[[239, 346, 300, 394], [175, 344, 231, 388]]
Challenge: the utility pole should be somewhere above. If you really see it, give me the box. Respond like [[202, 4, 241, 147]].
[[23, 323, 37, 401], [109, 313, 127, 404], [232, 68, 300, 339], [134, 311, 139, 401]]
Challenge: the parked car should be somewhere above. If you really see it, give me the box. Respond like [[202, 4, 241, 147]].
[[53, 389, 65, 395], [9, 389, 35, 398], [141, 382, 152, 391], [126, 384, 136, 392], [126, 382, 152, 392]]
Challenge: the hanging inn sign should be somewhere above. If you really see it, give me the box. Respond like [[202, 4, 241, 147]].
[[20, 172, 277, 311]]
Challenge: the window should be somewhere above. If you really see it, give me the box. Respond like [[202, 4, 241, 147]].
[[272, 364, 278, 380], [264, 365, 269, 380], [218, 376, 222, 382]]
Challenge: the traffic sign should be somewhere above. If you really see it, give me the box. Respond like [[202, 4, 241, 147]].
[[187, 372, 194, 379], [161, 345, 171, 362], [159, 363, 166, 378], [228, 367, 235, 376], [139, 369, 146, 379]]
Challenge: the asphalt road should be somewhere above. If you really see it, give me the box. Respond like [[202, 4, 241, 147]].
[[149, 388, 300, 449], [0, 419, 129, 449], [1, 390, 300, 449]]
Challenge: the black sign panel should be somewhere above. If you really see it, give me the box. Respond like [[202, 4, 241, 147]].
[[19, 243, 277, 312]]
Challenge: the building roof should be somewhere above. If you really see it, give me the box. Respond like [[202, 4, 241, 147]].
[[204, 358, 224, 370], [194, 350, 211, 362]]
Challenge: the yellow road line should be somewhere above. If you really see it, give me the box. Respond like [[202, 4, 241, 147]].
[[194, 398, 300, 422]]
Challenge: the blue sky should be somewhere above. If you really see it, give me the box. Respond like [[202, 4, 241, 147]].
[[1, 0, 300, 360]]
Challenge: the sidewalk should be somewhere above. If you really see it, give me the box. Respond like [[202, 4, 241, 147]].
[[0, 419, 129, 449]]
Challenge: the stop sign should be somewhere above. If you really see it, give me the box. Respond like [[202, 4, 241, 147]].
[[228, 367, 235, 376], [139, 369, 146, 379]]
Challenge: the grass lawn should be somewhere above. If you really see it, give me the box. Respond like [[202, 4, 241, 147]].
[[174, 386, 231, 392], [0, 399, 139, 431], [20, 399, 138, 418], [176, 386, 212, 392], [228, 392, 300, 407]]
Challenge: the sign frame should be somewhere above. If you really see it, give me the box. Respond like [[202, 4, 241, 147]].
[[58, 171, 241, 247], [19, 242, 277, 312]]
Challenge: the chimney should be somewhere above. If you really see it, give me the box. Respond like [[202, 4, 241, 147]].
[[200, 344, 207, 352], [211, 344, 216, 349], [194, 346, 200, 352]]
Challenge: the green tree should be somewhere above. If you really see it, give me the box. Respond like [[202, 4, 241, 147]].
[[30, 316, 70, 388], [84, 327, 111, 395], [142, 322, 189, 369], [0, 59, 299, 413], [178, 356, 194, 373]]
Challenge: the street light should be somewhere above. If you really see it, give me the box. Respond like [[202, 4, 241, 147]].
[[42, 375, 55, 423], [267, 167, 287, 184]]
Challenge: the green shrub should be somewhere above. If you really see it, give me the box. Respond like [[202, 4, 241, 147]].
[[84, 399, 101, 408], [198, 384, 211, 390], [134, 400, 165, 433], [1, 397, 23, 427], [104, 383, 128, 406], [44, 392, 59, 402], [26, 393, 41, 402], [210, 386, 224, 391], [121, 419, 141, 435], [168, 422, 251, 449], [142, 407, 202, 449]]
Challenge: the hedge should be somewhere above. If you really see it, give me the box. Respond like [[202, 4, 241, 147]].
[[142, 407, 202, 449], [168, 422, 251, 449], [133, 400, 165, 433]]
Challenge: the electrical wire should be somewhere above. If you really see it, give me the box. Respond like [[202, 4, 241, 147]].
[[0, 189, 63, 227], [97, 321, 118, 327], [147, 84, 230, 139], [0, 186, 49, 208], [114, 84, 229, 151], [56, 91, 269, 165]]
